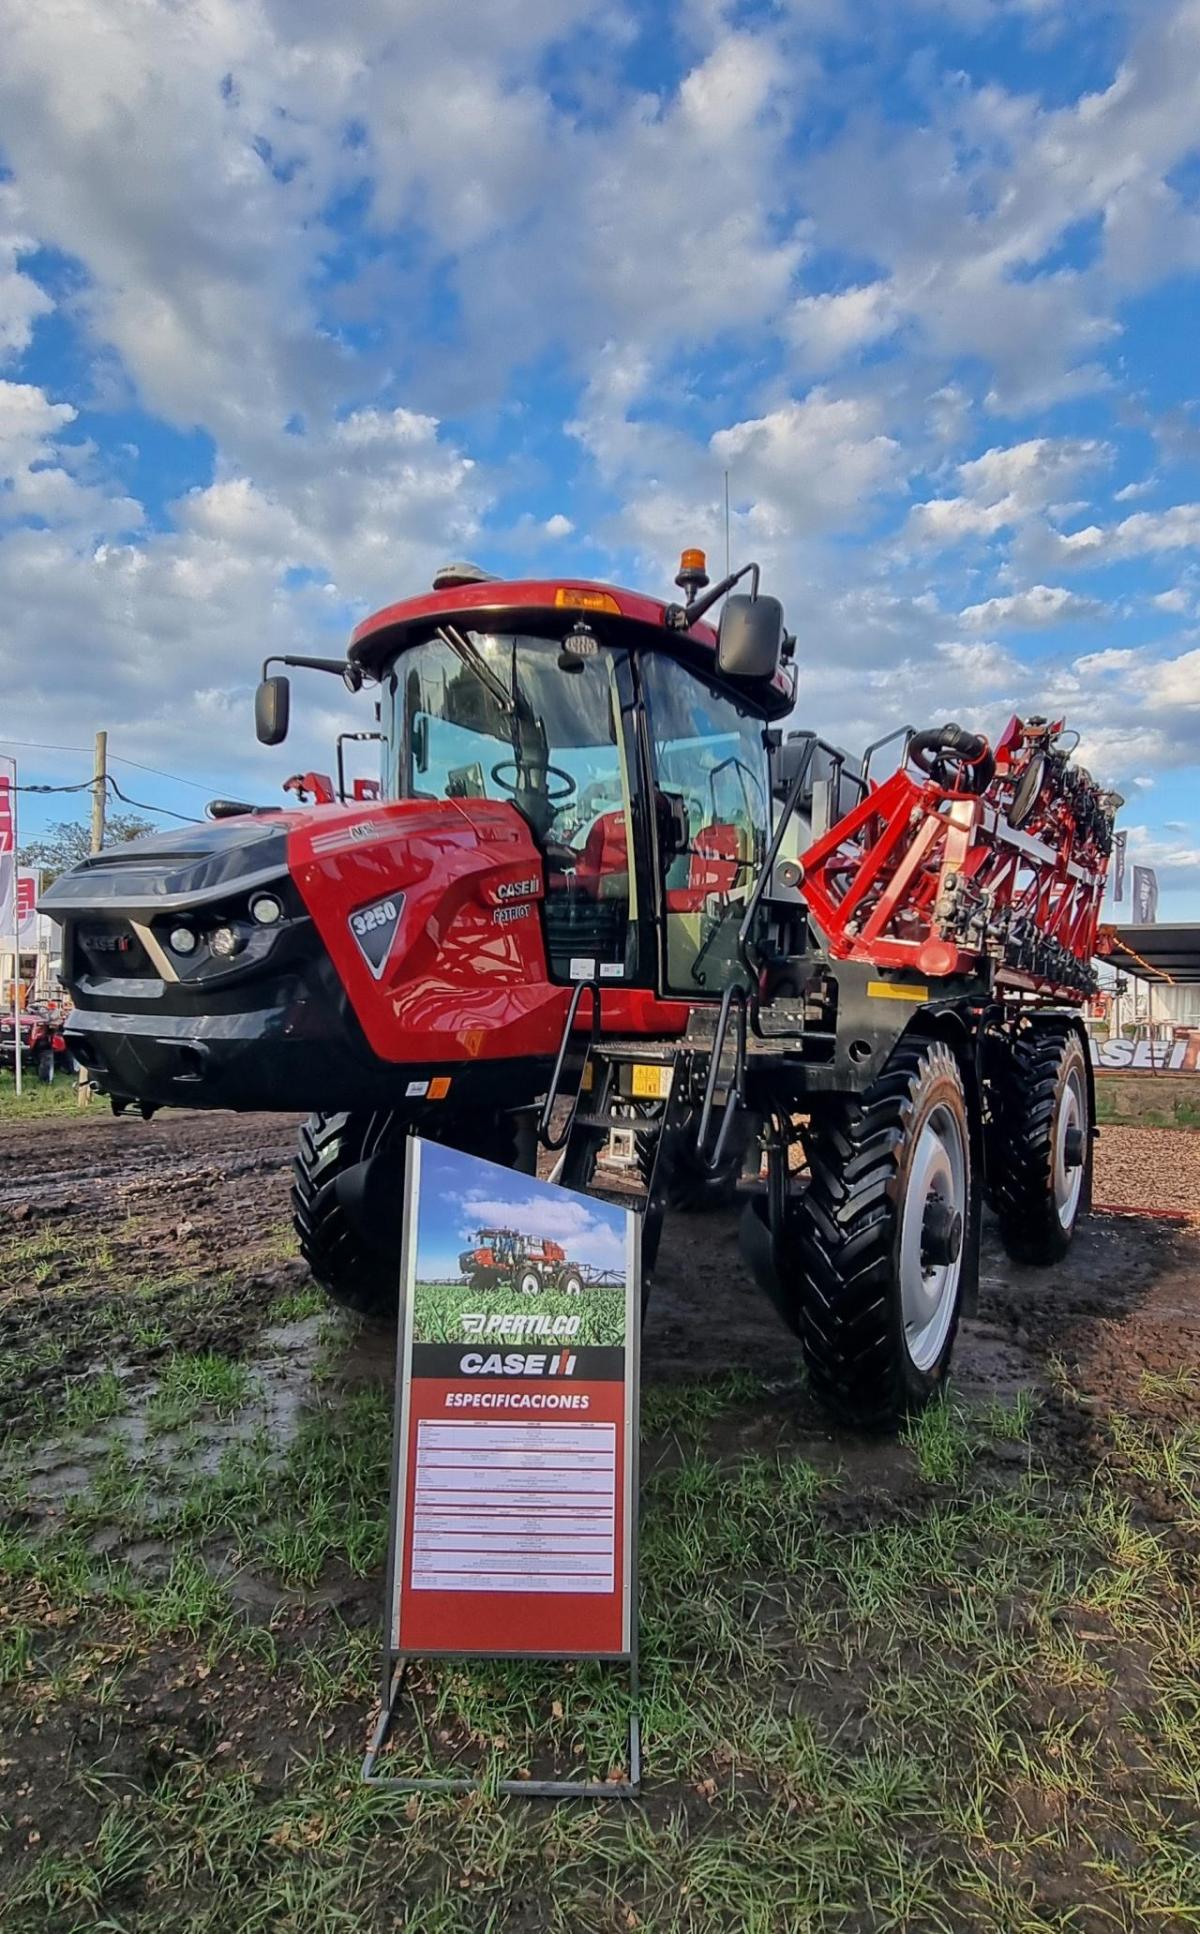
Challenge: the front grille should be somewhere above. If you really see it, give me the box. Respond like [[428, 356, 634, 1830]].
[[76, 921, 155, 979]]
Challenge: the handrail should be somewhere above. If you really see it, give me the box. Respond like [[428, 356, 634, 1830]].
[[695, 982, 748, 1172], [860, 723, 914, 788], [537, 978, 600, 1151]]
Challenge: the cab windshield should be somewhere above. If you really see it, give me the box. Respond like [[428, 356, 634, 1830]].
[[389, 632, 636, 980]]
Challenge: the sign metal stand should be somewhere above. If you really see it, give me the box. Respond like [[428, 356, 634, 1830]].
[[363, 1138, 641, 1797]]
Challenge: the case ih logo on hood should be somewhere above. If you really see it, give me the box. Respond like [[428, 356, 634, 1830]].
[[81, 930, 134, 953], [348, 893, 405, 979]]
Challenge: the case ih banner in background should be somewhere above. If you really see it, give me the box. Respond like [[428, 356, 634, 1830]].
[[1091, 1033, 1200, 1072], [388, 1140, 638, 1660], [16, 871, 40, 945], [1111, 830, 1128, 904], [0, 775, 14, 942], [1132, 865, 1159, 923]]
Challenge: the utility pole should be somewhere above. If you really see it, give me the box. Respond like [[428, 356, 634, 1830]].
[[77, 730, 107, 1107], [90, 730, 108, 857]]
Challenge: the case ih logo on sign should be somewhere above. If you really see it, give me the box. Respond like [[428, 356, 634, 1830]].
[[388, 1139, 638, 1659], [348, 892, 404, 979]]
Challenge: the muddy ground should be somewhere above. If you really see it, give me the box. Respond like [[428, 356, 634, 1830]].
[[2, 1102, 1200, 1931]]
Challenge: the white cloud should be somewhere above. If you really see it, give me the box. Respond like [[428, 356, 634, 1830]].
[[1146, 647, 1200, 708], [711, 390, 902, 534], [0, 186, 53, 362], [0, 379, 143, 534], [1115, 477, 1156, 502], [544, 514, 574, 539], [791, 3, 1200, 409], [907, 437, 1110, 545], [958, 584, 1106, 629], [1074, 647, 1137, 675], [1151, 586, 1193, 614], [789, 281, 900, 368], [1038, 502, 1200, 569]]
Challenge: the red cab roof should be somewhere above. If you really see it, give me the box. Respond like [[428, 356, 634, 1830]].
[[347, 575, 795, 715]]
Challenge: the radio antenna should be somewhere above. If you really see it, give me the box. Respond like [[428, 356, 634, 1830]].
[[724, 469, 731, 578]]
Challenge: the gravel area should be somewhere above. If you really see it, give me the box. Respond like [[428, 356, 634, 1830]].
[[1094, 1123, 1200, 1216]]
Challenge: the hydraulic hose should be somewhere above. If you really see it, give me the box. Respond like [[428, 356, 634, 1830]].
[[909, 723, 995, 794]]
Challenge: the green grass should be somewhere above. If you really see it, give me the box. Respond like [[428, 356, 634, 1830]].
[[1094, 1082, 1200, 1129], [146, 1352, 257, 1429], [270, 1283, 326, 1322], [0, 1068, 89, 1119], [412, 1280, 627, 1347]]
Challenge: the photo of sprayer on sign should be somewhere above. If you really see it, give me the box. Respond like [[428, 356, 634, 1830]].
[[410, 1143, 630, 1352]]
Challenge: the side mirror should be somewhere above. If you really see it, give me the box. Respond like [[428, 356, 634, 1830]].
[[717, 594, 784, 681], [255, 674, 290, 746]]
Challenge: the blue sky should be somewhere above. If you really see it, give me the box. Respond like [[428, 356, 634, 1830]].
[[0, 0, 1198, 913], [415, 1143, 629, 1284]]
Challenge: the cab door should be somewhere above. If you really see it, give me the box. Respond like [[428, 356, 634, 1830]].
[[638, 655, 771, 997]]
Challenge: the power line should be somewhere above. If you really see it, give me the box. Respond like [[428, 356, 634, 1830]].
[[106, 776, 196, 824], [108, 753, 218, 796], [1, 736, 222, 796], [0, 737, 89, 755], [12, 773, 198, 823]]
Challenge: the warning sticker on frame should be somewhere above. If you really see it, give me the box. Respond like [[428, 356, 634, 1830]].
[[388, 1140, 639, 1659]]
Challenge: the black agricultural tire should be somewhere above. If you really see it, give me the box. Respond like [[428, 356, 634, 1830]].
[[292, 1109, 524, 1319], [987, 1022, 1091, 1265], [560, 1270, 584, 1296], [787, 1036, 975, 1430]]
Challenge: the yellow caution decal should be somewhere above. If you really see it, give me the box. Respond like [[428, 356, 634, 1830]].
[[630, 1063, 674, 1098], [866, 980, 930, 1003]]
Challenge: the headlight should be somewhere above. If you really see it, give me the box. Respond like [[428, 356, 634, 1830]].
[[249, 892, 284, 926], [169, 926, 198, 955], [209, 925, 245, 959]]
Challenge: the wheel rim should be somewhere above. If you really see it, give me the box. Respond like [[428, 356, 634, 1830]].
[[1054, 1065, 1086, 1229], [899, 1100, 968, 1372]]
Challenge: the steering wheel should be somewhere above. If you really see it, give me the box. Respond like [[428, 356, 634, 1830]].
[[491, 760, 577, 804]]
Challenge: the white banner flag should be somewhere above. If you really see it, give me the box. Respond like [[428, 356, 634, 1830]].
[[0, 774, 15, 943]]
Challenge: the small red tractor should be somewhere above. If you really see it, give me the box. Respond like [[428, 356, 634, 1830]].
[[44, 550, 1120, 1426], [459, 1228, 585, 1297], [0, 1003, 73, 1083]]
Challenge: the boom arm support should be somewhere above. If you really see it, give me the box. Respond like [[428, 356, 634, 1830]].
[[796, 717, 1119, 999]]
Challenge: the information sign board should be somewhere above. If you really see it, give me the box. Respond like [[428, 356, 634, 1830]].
[[364, 1137, 640, 1794]]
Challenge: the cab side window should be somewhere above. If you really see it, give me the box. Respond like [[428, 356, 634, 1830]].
[[641, 659, 769, 993]]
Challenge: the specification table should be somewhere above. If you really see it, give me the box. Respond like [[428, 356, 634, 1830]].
[[409, 1420, 617, 1595]]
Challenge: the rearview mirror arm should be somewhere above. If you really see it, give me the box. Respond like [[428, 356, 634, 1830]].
[[261, 653, 365, 693], [665, 560, 760, 632]]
